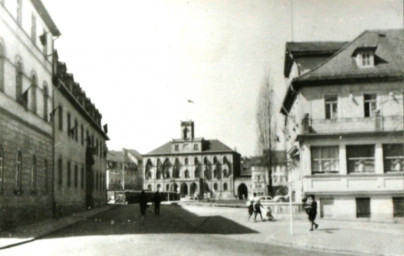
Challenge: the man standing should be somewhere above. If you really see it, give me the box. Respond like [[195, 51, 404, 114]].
[[139, 190, 148, 222], [154, 190, 161, 215], [306, 195, 319, 231]]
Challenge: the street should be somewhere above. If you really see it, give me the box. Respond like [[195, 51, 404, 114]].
[[2, 205, 356, 256]]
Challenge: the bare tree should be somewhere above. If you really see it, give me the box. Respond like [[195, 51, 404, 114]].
[[256, 72, 277, 196]]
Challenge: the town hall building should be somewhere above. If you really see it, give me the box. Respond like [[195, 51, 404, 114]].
[[143, 121, 241, 199]]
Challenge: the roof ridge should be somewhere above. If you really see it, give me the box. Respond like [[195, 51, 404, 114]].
[[294, 30, 368, 82]]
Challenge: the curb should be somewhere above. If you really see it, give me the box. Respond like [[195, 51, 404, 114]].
[[0, 205, 117, 250], [264, 237, 403, 256]]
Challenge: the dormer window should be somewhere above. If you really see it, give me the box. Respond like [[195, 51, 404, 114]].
[[360, 52, 373, 67], [352, 46, 377, 68]]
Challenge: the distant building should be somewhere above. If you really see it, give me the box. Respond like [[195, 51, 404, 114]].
[[53, 56, 109, 213], [281, 29, 404, 220], [143, 121, 241, 199], [234, 157, 252, 199], [238, 151, 288, 198], [106, 149, 143, 191], [0, 0, 60, 227]]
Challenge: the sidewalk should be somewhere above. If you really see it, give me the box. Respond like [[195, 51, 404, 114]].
[[0, 205, 115, 249], [182, 205, 404, 256]]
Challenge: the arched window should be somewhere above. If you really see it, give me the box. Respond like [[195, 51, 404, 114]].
[[147, 184, 152, 191], [44, 159, 48, 193], [0, 43, 4, 92], [16, 60, 23, 100], [213, 183, 218, 191], [31, 155, 37, 191], [0, 145, 4, 191], [223, 183, 228, 191], [184, 170, 189, 178], [166, 184, 170, 191], [184, 157, 188, 165], [204, 157, 208, 165], [194, 157, 199, 165], [16, 150, 22, 191], [43, 83, 49, 121], [213, 157, 218, 164], [31, 74, 37, 113]]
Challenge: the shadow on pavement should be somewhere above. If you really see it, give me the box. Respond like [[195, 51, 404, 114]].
[[42, 204, 258, 239]]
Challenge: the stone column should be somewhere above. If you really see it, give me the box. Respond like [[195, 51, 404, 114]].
[[339, 143, 347, 175], [375, 143, 384, 174]]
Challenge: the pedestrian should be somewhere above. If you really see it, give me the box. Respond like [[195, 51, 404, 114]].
[[139, 190, 148, 222], [305, 195, 319, 231], [154, 190, 161, 215], [254, 199, 264, 221], [247, 199, 254, 221]]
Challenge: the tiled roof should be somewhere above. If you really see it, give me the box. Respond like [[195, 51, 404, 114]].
[[107, 149, 142, 162], [295, 29, 404, 83], [286, 41, 348, 55], [284, 41, 347, 77], [282, 29, 404, 114], [145, 139, 236, 156]]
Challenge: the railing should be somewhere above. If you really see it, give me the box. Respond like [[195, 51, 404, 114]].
[[302, 115, 403, 134]]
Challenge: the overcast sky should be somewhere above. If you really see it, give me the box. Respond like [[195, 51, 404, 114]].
[[42, 0, 403, 156]]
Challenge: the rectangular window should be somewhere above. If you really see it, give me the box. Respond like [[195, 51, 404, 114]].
[[31, 14, 36, 44], [58, 106, 63, 131], [325, 95, 338, 119], [74, 119, 78, 141], [383, 144, 404, 173], [356, 198, 371, 218], [194, 144, 199, 150], [364, 94, 377, 117], [362, 53, 371, 66], [67, 113, 71, 137], [393, 197, 404, 217], [81, 166, 84, 188], [67, 161, 71, 187], [74, 164, 78, 188], [81, 125, 84, 145], [311, 146, 339, 174], [347, 145, 375, 173], [174, 145, 179, 151], [58, 157, 63, 186]]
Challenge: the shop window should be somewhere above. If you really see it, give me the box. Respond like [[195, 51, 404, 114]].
[[347, 145, 375, 173], [393, 197, 404, 217], [311, 146, 339, 174], [383, 144, 404, 172], [356, 198, 371, 218]]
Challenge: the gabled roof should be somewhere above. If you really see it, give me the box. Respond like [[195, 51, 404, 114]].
[[145, 139, 236, 156], [281, 29, 404, 114], [295, 29, 404, 84], [284, 41, 347, 77], [107, 149, 142, 162]]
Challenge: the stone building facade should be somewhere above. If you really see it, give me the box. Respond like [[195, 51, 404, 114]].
[[53, 57, 109, 213], [106, 149, 143, 191], [281, 29, 404, 220], [0, 0, 60, 227], [143, 121, 240, 199]]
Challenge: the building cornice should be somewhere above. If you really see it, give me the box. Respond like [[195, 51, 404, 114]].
[[56, 80, 109, 140]]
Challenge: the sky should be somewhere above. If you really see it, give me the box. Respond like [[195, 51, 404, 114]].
[[42, 0, 403, 156]]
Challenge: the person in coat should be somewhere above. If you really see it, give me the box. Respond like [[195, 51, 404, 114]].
[[154, 190, 162, 215], [139, 190, 148, 222]]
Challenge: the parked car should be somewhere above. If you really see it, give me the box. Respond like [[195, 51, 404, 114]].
[[259, 196, 273, 203], [272, 195, 289, 202]]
